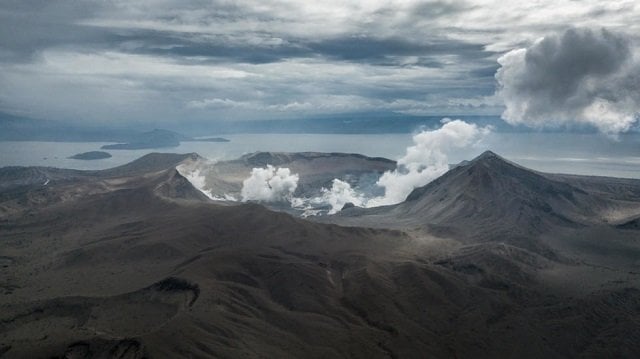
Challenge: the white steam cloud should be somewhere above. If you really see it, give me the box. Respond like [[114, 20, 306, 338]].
[[177, 159, 238, 201], [496, 27, 640, 135], [195, 119, 489, 214], [179, 167, 215, 200], [322, 179, 364, 214], [241, 165, 299, 203], [366, 119, 490, 207]]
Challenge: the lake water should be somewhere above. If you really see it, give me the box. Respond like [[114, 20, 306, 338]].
[[2, 132, 640, 179]]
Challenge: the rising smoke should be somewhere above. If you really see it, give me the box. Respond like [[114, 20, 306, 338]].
[[177, 159, 238, 201], [241, 165, 299, 203], [186, 119, 489, 214], [179, 167, 215, 200], [365, 119, 490, 207], [496, 27, 640, 135], [176, 160, 216, 200], [321, 179, 365, 214]]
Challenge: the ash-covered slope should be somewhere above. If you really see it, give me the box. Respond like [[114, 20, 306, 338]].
[[0, 152, 200, 188], [328, 152, 640, 258], [0, 166, 84, 191], [333, 151, 640, 253], [2, 152, 640, 358], [400, 151, 605, 236], [98, 152, 202, 178], [0, 153, 207, 217]]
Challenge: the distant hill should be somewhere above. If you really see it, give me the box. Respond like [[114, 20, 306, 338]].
[[0, 113, 225, 145], [0, 113, 136, 142], [101, 129, 191, 150], [192, 112, 510, 134], [194, 137, 230, 142], [181, 112, 607, 134], [0, 111, 609, 139]]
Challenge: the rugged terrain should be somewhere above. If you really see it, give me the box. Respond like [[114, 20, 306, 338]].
[[1, 152, 639, 358], [331, 151, 640, 252]]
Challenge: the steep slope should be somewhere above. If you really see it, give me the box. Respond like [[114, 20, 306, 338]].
[[97, 152, 201, 178], [335, 151, 638, 246], [400, 151, 605, 237], [0, 153, 206, 218]]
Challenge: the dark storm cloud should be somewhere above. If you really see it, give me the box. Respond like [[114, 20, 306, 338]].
[[308, 36, 492, 63], [0, 1, 490, 69], [141, 39, 307, 64], [1, 1, 638, 124], [0, 1, 101, 61], [0, 16, 492, 68], [133, 34, 492, 67], [410, 0, 472, 18], [469, 65, 500, 78], [496, 27, 640, 134]]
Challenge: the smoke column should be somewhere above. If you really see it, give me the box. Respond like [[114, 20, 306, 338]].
[[322, 179, 365, 214], [241, 165, 299, 203], [365, 119, 490, 207]]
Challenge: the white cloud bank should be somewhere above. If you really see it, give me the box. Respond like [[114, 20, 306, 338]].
[[496, 27, 640, 135]]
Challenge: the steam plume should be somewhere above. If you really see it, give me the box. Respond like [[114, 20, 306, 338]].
[[322, 179, 364, 214], [366, 119, 490, 207], [241, 165, 299, 202]]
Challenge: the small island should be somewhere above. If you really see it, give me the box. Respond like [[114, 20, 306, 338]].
[[191, 137, 230, 143], [68, 151, 112, 160], [101, 130, 231, 149]]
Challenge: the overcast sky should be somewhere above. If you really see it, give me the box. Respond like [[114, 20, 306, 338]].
[[1, 0, 639, 127]]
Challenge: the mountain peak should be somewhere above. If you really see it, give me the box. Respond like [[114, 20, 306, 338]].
[[465, 150, 523, 172], [406, 150, 533, 202], [473, 150, 502, 162], [397, 149, 596, 250]]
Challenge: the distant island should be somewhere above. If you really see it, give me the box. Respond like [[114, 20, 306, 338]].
[[191, 137, 230, 143], [101, 142, 179, 150], [0, 114, 233, 146], [101, 129, 230, 150], [101, 129, 185, 150], [68, 151, 112, 160]]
